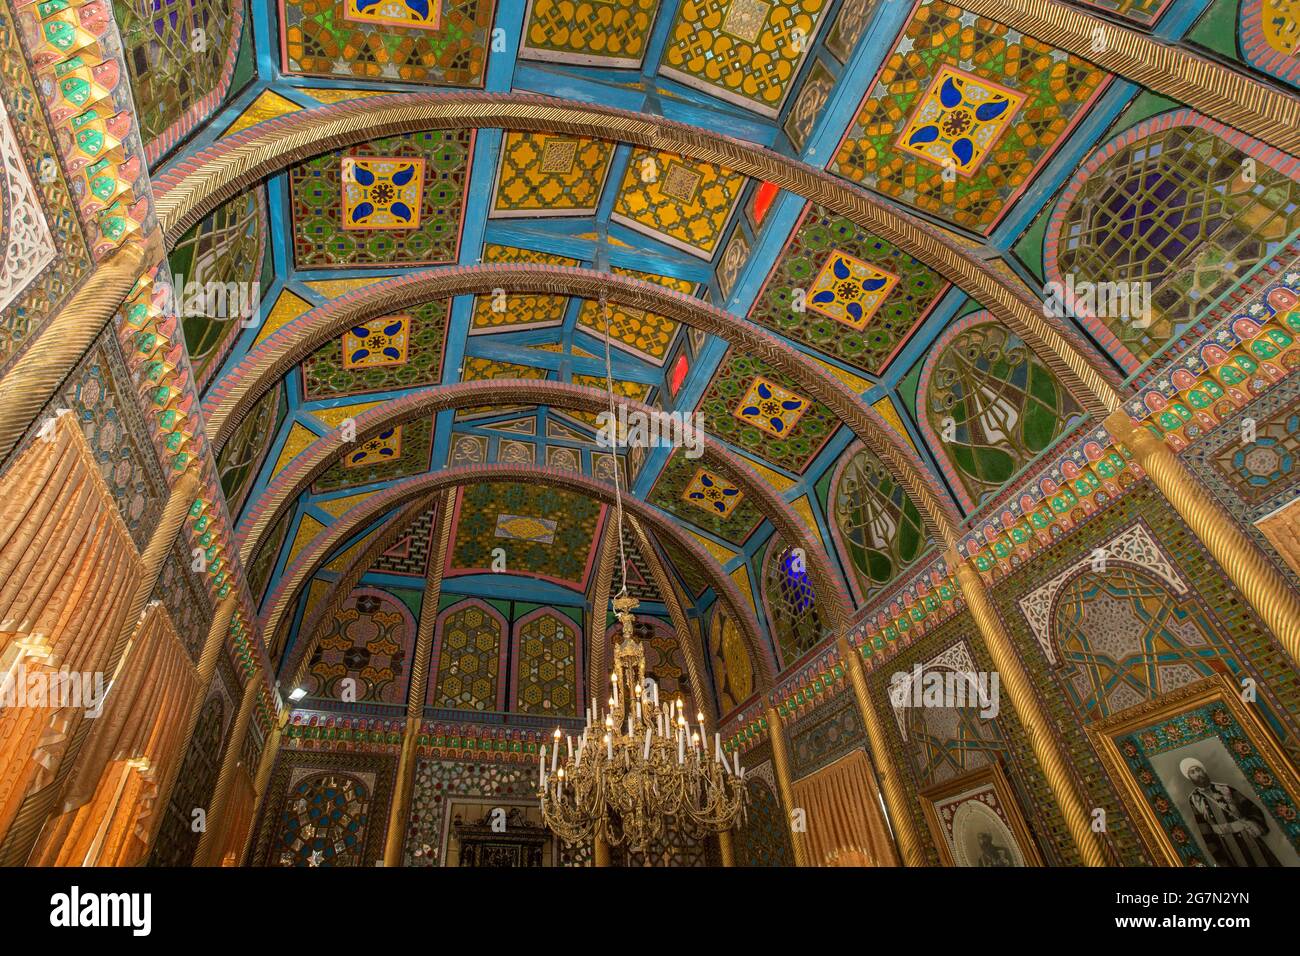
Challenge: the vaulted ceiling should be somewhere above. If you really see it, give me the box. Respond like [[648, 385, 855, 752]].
[[137, 0, 1300, 721]]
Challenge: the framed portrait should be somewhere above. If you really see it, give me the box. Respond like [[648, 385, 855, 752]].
[[920, 762, 1043, 867], [1088, 674, 1300, 867]]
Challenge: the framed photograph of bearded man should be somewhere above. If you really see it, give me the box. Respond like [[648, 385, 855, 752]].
[[1089, 675, 1300, 867]]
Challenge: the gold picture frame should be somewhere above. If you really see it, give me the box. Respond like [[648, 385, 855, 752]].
[[1087, 674, 1300, 867], [920, 762, 1043, 867]]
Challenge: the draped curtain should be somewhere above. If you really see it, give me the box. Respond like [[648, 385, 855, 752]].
[[29, 601, 199, 866], [0, 412, 143, 843], [215, 769, 255, 866], [791, 749, 900, 867]]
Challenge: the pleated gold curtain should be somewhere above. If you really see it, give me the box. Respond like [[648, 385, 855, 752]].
[[215, 769, 256, 867], [29, 601, 199, 866], [791, 749, 900, 867], [0, 412, 143, 843]]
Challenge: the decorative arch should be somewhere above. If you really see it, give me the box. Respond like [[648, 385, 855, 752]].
[[429, 598, 508, 712], [234, 380, 851, 640], [760, 536, 824, 669], [300, 585, 416, 705], [918, 311, 1084, 512], [1047, 108, 1300, 373], [265, 464, 777, 694], [828, 440, 930, 604], [511, 606, 581, 717], [152, 92, 1121, 415]]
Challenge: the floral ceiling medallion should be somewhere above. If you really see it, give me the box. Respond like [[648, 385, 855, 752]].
[[896, 65, 1023, 177]]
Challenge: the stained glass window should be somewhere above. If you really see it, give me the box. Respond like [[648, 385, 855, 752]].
[[148, 695, 225, 867], [216, 384, 282, 519], [168, 191, 265, 391], [113, 0, 239, 151], [431, 601, 503, 712], [1053, 118, 1300, 366], [925, 322, 1082, 508], [514, 611, 577, 716], [764, 542, 822, 666], [276, 772, 369, 867], [832, 445, 927, 599]]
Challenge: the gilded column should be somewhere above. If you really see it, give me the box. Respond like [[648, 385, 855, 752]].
[[838, 636, 925, 866], [237, 708, 284, 866], [1107, 411, 1300, 664], [383, 492, 452, 866], [765, 706, 810, 867], [953, 558, 1111, 866], [194, 664, 260, 866], [718, 829, 736, 867]]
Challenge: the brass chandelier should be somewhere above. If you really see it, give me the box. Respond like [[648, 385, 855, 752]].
[[537, 594, 748, 850]]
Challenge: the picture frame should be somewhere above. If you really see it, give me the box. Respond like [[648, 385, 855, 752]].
[[920, 761, 1043, 867], [1087, 674, 1300, 867]]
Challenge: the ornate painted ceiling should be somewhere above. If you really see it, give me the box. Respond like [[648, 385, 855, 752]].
[[132, 0, 1300, 724]]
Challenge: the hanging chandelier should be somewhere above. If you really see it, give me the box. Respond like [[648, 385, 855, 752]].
[[538, 594, 748, 850]]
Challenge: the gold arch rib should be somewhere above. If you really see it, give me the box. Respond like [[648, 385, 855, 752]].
[[261, 463, 777, 692], [209, 264, 961, 547], [236, 381, 853, 641], [154, 92, 1121, 416]]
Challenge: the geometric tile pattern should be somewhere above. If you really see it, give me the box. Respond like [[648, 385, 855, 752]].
[[749, 204, 947, 375], [431, 600, 504, 711], [521, 0, 662, 68], [302, 300, 448, 401], [313, 417, 434, 492], [280, 0, 492, 86], [471, 244, 579, 331], [650, 451, 764, 545], [290, 130, 472, 268], [515, 610, 578, 715], [576, 268, 689, 363], [895, 65, 1023, 177], [612, 150, 746, 258], [832, 0, 1107, 232], [660, 0, 829, 115], [807, 250, 900, 331], [492, 132, 613, 216], [734, 376, 810, 437]]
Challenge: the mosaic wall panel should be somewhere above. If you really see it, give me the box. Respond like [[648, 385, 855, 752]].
[[824, 0, 872, 62], [281, 0, 493, 86], [312, 416, 434, 492], [762, 539, 824, 666], [492, 132, 613, 216], [0, 8, 91, 373], [659, 0, 829, 115], [113, 0, 241, 150], [430, 599, 506, 711], [825, 442, 929, 604], [248, 510, 292, 607], [252, 750, 396, 867], [649, 450, 765, 546], [147, 688, 229, 866], [471, 244, 578, 331], [696, 350, 837, 473], [660, 537, 711, 599], [218, 382, 285, 519], [831, 0, 1107, 232], [789, 692, 866, 779], [750, 203, 947, 375], [448, 482, 601, 585], [290, 130, 472, 268], [784, 57, 835, 152], [403, 759, 535, 865], [991, 482, 1300, 863], [49, 328, 168, 550], [612, 150, 745, 258], [303, 586, 418, 704], [151, 534, 215, 663], [866, 613, 1076, 865], [919, 318, 1083, 510], [1049, 112, 1300, 369], [302, 300, 448, 400], [521, 0, 660, 66], [733, 752, 795, 866], [1183, 375, 1300, 588], [514, 609, 579, 715]]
